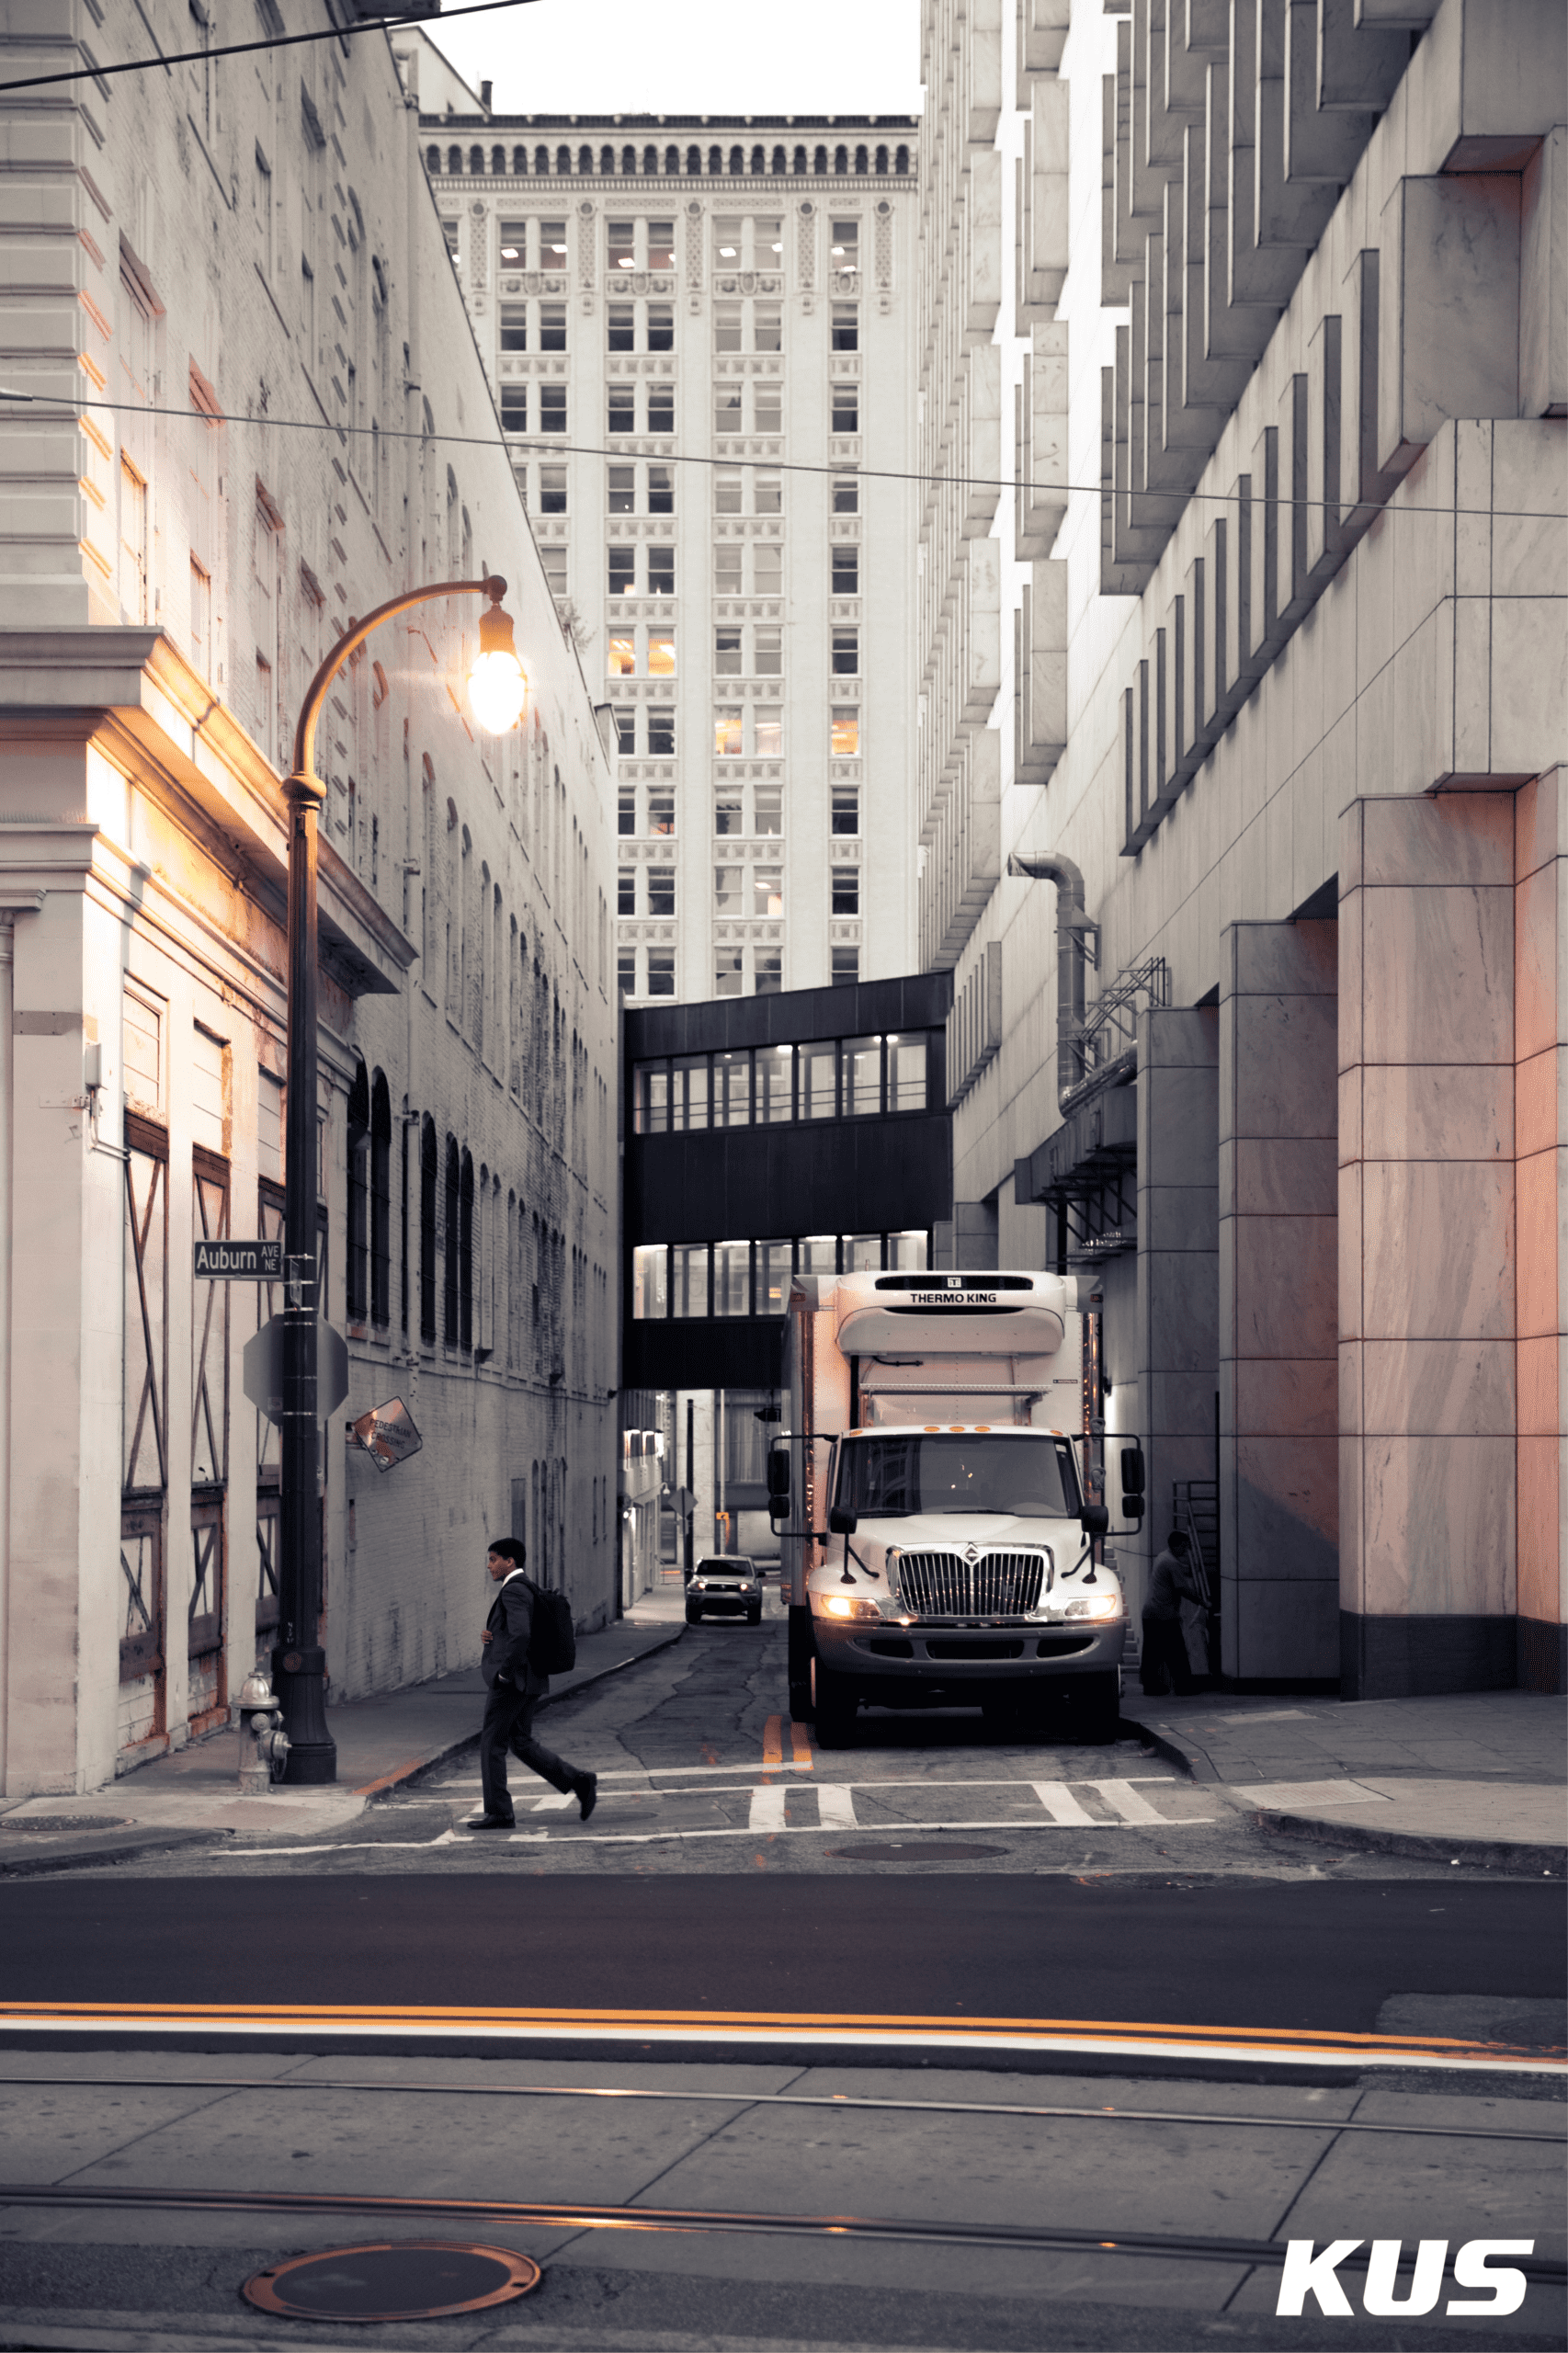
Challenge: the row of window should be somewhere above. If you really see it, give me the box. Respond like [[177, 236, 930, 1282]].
[[632, 1228, 929, 1323], [497, 382, 861, 439], [604, 624, 858, 688], [515, 463, 858, 519], [632, 1033, 929, 1132], [618, 864, 860, 920], [488, 216, 863, 275], [615, 780, 861, 835], [432, 140, 908, 181], [598, 540, 859, 624], [618, 942, 862, 998]]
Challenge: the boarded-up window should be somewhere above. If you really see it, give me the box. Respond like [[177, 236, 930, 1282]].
[[192, 1025, 226, 1155], [123, 986, 162, 1116], [257, 1069, 282, 1182]]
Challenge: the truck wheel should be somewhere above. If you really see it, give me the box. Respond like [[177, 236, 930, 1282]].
[[811, 1656, 858, 1749], [1063, 1671, 1119, 1744]]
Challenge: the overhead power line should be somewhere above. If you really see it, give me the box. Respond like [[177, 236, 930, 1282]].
[[0, 387, 1553, 524], [0, 2, 535, 96]]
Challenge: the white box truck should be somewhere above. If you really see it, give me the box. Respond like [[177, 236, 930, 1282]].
[[767, 1269, 1124, 1747]]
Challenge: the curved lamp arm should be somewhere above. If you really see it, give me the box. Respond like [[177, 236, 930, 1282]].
[[288, 573, 506, 790]]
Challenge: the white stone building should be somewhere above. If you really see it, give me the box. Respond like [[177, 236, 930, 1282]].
[[0, 3, 619, 1795], [396, 40, 922, 1007], [922, 0, 1565, 1695]]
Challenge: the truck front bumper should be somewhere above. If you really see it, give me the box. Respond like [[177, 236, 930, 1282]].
[[812, 1616, 1125, 1684]]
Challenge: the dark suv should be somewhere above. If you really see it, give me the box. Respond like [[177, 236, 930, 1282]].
[[686, 1558, 762, 1626]]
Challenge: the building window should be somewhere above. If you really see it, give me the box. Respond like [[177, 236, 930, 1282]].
[[635, 1062, 668, 1131], [647, 949, 676, 995], [347, 1062, 369, 1322], [715, 949, 744, 999], [831, 217, 859, 278], [800, 1040, 837, 1118], [618, 780, 636, 828], [845, 1233, 881, 1272], [500, 302, 528, 352], [419, 1117, 437, 1342], [888, 1229, 928, 1270], [632, 1244, 667, 1319], [754, 544, 782, 597], [833, 472, 859, 515], [499, 218, 527, 264], [647, 543, 675, 595], [832, 546, 859, 594], [539, 463, 567, 512], [755, 381, 782, 435], [608, 301, 635, 352], [647, 302, 675, 351], [617, 944, 636, 994], [608, 463, 636, 513], [672, 1244, 710, 1317], [715, 626, 742, 676], [755, 624, 782, 676], [832, 384, 858, 434], [443, 1134, 460, 1346], [440, 215, 459, 270], [539, 384, 566, 431], [539, 301, 567, 350], [714, 543, 743, 596], [714, 301, 743, 354], [648, 869, 676, 918], [833, 625, 858, 673], [832, 706, 859, 756], [756, 1045, 793, 1122], [715, 790, 742, 835], [714, 387, 743, 436], [713, 861, 744, 914], [370, 1073, 392, 1328], [755, 784, 782, 835], [648, 708, 676, 757], [500, 384, 527, 432], [757, 1239, 791, 1314], [673, 1053, 709, 1129], [648, 628, 676, 675], [799, 1233, 837, 1275], [714, 715, 743, 758], [715, 1050, 750, 1123], [844, 1036, 881, 1114], [888, 1034, 928, 1112], [612, 710, 637, 758], [832, 783, 860, 835], [648, 381, 675, 433], [832, 867, 860, 916], [714, 468, 743, 513], [608, 631, 635, 676], [618, 868, 637, 916], [540, 219, 568, 266], [756, 471, 783, 514], [713, 214, 741, 261], [832, 944, 861, 986], [756, 949, 783, 995], [755, 301, 782, 354], [753, 866, 782, 918], [189, 560, 211, 681], [608, 217, 637, 269], [540, 545, 568, 598], [647, 463, 675, 514], [648, 220, 676, 268], [608, 385, 635, 434], [755, 716, 781, 757], [831, 302, 858, 351], [608, 546, 636, 595], [713, 1241, 751, 1317]]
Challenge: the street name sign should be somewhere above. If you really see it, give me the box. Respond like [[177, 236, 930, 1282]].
[[243, 1315, 349, 1424], [195, 1238, 283, 1280], [347, 1398, 423, 1472]]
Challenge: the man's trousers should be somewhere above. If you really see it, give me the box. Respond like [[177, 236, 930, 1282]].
[[478, 1682, 577, 1821], [1140, 1612, 1198, 1697]]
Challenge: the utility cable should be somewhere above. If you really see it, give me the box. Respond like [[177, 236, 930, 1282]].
[[0, 2, 538, 96]]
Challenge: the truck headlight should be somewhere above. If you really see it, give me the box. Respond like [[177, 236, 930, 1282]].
[[1063, 1592, 1121, 1620], [814, 1593, 881, 1622]]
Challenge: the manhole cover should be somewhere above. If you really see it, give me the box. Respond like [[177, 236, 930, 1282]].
[[242, 2241, 540, 2321], [0, 1815, 131, 1835], [829, 1840, 1009, 1861]]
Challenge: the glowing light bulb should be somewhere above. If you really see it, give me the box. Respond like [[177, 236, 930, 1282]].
[[468, 586, 527, 733]]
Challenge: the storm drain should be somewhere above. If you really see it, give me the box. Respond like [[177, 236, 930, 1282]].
[[830, 1841, 1009, 1862], [242, 2240, 540, 2321]]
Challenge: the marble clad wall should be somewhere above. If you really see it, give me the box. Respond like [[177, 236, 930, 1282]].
[[1339, 793, 1520, 1697], [1134, 1006, 1219, 1629], [1220, 922, 1340, 1682], [1515, 767, 1567, 1691]]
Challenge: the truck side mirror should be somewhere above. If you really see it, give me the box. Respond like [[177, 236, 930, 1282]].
[[1080, 1503, 1109, 1537], [1120, 1443, 1145, 1523], [766, 1445, 790, 1525], [828, 1506, 858, 1536]]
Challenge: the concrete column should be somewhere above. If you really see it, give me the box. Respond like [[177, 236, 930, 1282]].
[[1218, 922, 1339, 1681], [1131, 1006, 1219, 1622], [1339, 795, 1517, 1698], [1515, 768, 1566, 1693]]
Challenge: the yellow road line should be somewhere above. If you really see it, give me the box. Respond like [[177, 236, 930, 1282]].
[[761, 1715, 783, 1769], [790, 1720, 813, 1768]]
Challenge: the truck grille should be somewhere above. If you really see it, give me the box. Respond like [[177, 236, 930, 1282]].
[[893, 1551, 1047, 1617]]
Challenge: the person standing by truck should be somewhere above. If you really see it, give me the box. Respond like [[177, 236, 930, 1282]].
[[1141, 1529, 1203, 1697]]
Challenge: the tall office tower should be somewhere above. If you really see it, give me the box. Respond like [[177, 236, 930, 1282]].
[[398, 47, 921, 1005]]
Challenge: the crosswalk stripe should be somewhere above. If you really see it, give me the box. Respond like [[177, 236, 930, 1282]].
[[1029, 1780, 1098, 1825], [749, 1784, 787, 1830], [815, 1784, 858, 1828], [1082, 1779, 1165, 1824]]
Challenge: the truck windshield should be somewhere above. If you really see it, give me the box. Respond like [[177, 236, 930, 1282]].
[[835, 1434, 1081, 1520]]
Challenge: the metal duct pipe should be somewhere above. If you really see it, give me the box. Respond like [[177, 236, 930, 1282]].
[[1006, 851, 1096, 1108]]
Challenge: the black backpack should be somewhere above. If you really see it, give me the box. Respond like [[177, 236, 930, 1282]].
[[526, 1579, 576, 1677]]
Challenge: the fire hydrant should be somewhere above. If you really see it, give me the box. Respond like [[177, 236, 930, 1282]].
[[235, 1669, 290, 1793]]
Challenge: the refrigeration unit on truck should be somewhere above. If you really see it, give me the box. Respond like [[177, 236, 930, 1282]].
[[767, 1270, 1121, 1748]]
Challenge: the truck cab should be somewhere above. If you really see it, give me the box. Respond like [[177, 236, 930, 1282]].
[[772, 1271, 1121, 1746]]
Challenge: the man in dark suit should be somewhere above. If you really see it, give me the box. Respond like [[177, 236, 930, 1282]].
[[465, 1539, 597, 1829]]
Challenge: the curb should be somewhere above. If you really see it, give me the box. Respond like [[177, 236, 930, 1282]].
[[1119, 1711, 1219, 1783], [1252, 1805, 1565, 1878], [0, 1827, 233, 1881], [364, 1620, 687, 1801]]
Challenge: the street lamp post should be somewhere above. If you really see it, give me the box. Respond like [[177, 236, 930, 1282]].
[[275, 574, 526, 1780]]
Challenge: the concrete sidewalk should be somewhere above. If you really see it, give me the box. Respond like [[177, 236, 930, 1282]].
[[1122, 1688, 1566, 1874], [0, 1616, 686, 1876]]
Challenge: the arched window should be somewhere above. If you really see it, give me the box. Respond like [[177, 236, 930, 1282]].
[[513, 144, 528, 175], [728, 144, 744, 175], [813, 144, 828, 175], [459, 1150, 474, 1352], [895, 143, 910, 174], [506, 1188, 517, 1368], [468, 145, 484, 175], [854, 143, 869, 173], [835, 144, 849, 174], [750, 143, 765, 174], [875, 144, 888, 175], [346, 1059, 369, 1323], [536, 143, 551, 176], [443, 1134, 460, 1346], [687, 144, 701, 176], [600, 143, 615, 176], [621, 144, 637, 176], [664, 144, 678, 175], [426, 145, 441, 173], [578, 143, 593, 175], [447, 147, 462, 176], [419, 1117, 437, 1343], [793, 143, 807, 174], [556, 144, 572, 176], [708, 144, 722, 176], [369, 1072, 391, 1328], [489, 145, 503, 174], [772, 144, 787, 174]]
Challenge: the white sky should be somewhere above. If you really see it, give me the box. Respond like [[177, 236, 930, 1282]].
[[420, 0, 925, 118]]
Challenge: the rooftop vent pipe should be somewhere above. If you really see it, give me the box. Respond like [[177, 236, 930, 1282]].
[[1006, 852, 1099, 1108]]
